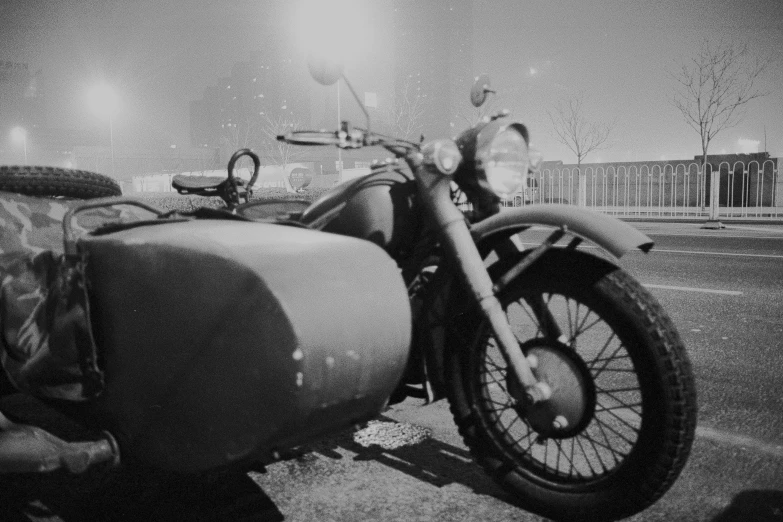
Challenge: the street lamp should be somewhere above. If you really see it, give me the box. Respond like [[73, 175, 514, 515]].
[[296, 0, 371, 181], [87, 83, 120, 177], [10, 126, 27, 165]]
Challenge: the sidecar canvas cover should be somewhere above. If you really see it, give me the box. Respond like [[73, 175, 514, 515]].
[[2, 215, 411, 473]]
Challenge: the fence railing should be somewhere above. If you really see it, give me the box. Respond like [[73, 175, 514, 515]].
[[504, 160, 781, 220]]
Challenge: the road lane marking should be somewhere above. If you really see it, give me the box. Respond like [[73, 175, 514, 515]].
[[518, 242, 783, 259], [645, 231, 783, 239], [642, 284, 743, 296], [652, 248, 783, 259], [696, 425, 783, 458], [596, 409, 782, 457]]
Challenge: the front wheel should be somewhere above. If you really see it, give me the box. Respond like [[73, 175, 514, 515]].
[[446, 249, 697, 522]]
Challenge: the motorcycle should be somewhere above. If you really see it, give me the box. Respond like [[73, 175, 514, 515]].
[[0, 56, 697, 522]]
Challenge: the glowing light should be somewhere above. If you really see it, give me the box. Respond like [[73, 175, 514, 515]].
[[295, 0, 372, 64], [86, 83, 119, 119], [10, 126, 26, 144], [10, 126, 27, 164]]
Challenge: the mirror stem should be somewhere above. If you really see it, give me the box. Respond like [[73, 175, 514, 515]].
[[341, 76, 371, 134]]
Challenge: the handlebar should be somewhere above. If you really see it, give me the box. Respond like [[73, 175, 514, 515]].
[[277, 130, 342, 146], [277, 125, 419, 158]]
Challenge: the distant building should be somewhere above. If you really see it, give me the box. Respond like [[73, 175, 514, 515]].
[[189, 49, 311, 164], [0, 60, 50, 164], [392, 0, 473, 141], [0, 60, 46, 131]]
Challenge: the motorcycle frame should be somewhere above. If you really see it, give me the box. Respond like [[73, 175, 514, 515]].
[[399, 151, 655, 404]]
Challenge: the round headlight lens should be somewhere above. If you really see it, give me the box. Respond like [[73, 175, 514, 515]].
[[483, 128, 528, 197]]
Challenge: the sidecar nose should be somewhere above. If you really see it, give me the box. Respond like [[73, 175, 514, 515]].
[[81, 220, 411, 472]]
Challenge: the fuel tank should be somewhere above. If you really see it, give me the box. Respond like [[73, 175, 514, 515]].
[[300, 166, 421, 259], [80, 219, 411, 472]]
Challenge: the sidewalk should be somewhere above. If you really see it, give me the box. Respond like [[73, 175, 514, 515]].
[[624, 220, 783, 236]]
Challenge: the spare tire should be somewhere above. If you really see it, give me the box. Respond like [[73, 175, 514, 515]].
[[0, 166, 122, 199]]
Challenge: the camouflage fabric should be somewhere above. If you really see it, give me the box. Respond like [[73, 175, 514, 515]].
[[0, 191, 158, 255], [0, 193, 69, 255], [0, 250, 103, 400]]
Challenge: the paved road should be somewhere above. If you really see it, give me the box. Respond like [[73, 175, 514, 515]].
[[620, 223, 783, 446], [4, 222, 782, 521], [251, 222, 783, 522]]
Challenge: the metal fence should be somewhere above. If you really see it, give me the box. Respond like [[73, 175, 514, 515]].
[[505, 159, 782, 221]]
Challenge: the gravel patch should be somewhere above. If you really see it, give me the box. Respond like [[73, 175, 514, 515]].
[[353, 420, 432, 450]]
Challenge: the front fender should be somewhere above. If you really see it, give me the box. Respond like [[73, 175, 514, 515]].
[[470, 204, 653, 259]]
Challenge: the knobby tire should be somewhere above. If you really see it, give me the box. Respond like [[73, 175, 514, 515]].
[[446, 248, 697, 522], [0, 166, 122, 199]]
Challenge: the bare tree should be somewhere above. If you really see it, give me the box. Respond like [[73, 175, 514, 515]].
[[259, 114, 306, 169], [383, 76, 426, 141], [220, 112, 260, 152], [547, 92, 614, 168], [670, 39, 771, 168]]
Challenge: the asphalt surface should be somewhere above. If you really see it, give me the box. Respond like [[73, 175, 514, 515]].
[[249, 221, 783, 522], [4, 221, 782, 521]]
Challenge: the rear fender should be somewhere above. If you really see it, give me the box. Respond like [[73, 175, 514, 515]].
[[470, 204, 654, 259]]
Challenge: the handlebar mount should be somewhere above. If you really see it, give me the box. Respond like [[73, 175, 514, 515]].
[[277, 122, 419, 158]]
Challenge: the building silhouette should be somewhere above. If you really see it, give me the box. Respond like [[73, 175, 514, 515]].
[[189, 43, 311, 166], [188, 1, 475, 173], [392, 0, 474, 141]]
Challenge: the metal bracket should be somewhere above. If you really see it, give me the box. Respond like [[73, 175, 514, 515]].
[[492, 227, 567, 294], [62, 198, 165, 256]]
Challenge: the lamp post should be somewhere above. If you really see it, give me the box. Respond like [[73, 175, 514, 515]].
[[337, 81, 342, 180], [10, 126, 27, 165], [87, 83, 119, 178], [296, 0, 372, 182]]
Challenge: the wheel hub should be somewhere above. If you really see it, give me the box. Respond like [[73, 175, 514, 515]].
[[509, 339, 596, 439]]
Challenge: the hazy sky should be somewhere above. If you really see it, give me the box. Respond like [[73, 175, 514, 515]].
[[1, 0, 781, 163]]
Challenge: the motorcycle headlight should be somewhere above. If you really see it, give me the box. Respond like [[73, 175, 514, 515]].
[[477, 127, 529, 197], [453, 119, 530, 220]]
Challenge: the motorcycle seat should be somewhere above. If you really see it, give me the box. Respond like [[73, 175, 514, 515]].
[[171, 175, 233, 192]]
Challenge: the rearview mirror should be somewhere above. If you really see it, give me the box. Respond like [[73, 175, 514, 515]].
[[470, 73, 495, 107], [307, 53, 344, 86]]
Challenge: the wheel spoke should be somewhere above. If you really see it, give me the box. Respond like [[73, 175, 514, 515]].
[[584, 331, 619, 368], [573, 315, 604, 344], [554, 439, 578, 477], [575, 435, 601, 476], [565, 297, 576, 341], [581, 431, 612, 473], [568, 438, 579, 479], [598, 386, 641, 394], [570, 308, 604, 346], [593, 414, 639, 448], [470, 271, 676, 487], [517, 429, 537, 454], [589, 342, 628, 379], [597, 407, 642, 433], [515, 300, 544, 338], [595, 402, 642, 413]]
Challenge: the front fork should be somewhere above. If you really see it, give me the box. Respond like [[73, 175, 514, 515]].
[[409, 157, 551, 405]]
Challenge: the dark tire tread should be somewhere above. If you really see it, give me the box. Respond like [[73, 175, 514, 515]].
[[445, 249, 697, 522], [0, 165, 122, 199]]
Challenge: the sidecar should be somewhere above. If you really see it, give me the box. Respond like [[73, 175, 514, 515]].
[[0, 191, 411, 475]]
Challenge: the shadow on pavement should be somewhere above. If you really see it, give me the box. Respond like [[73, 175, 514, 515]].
[[305, 414, 520, 506], [1, 392, 283, 521], [712, 490, 783, 521], [1, 466, 284, 521], [2, 405, 518, 521]]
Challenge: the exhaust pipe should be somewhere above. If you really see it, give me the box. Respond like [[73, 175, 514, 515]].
[[0, 412, 120, 474]]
